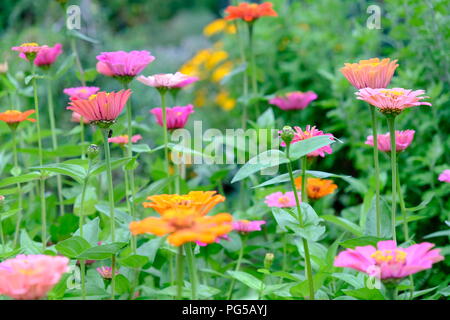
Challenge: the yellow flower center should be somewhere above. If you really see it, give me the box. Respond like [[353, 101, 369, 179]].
[[176, 112, 183, 116], [371, 249, 407, 264], [88, 94, 97, 100], [21, 42, 39, 47], [277, 196, 290, 204], [4, 110, 21, 116], [79, 89, 87, 93], [379, 89, 405, 97]]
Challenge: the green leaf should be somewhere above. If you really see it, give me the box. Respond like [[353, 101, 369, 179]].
[[69, 29, 100, 43], [74, 186, 98, 216], [20, 230, 42, 254], [227, 270, 263, 291], [53, 54, 75, 79], [131, 144, 152, 153], [339, 236, 385, 249], [0, 172, 41, 188], [253, 170, 348, 188], [55, 236, 91, 258], [342, 288, 385, 300], [321, 215, 363, 237], [25, 74, 45, 85], [77, 242, 127, 260], [31, 162, 87, 183], [424, 229, 450, 239], [272, 207, 300, 232], [257, 108, 275, 128], [290, 273, 328, 298], [114, 274, 131, 295], [168, 143, 213, 159], [119, 254, 149, 268], [406, 193, 434, 212], [136, 238, 164, 264], [134, 176, 176, 204], [74, 217, 100, 245], [89, 157, 131, 176], [288, 135, 335, 161], [220, 63, 247, 85]]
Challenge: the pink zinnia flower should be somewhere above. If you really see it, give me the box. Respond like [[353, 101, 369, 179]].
[[71, 111, 89, 124], [108, 134, 142, 145], [269, 91, 318, 110], [365, 130, 415, 153], [96, 266, 118, 279], [67, 89, 131, 124], [11, 42, 47, 61], [137, 72, 198, 89], [356, 88, 432, 116], [195, 235, 230, 247], [232, 220, 266, 233], [64, 86, 100, 100], [281, 125, 334, 157], [34, 43, 63, 67], [438, 170, 450, 183], [96, 50, 155, 78], [340, 58, 399, 89], [334, 240, 443, 280], [150, 104, 194, 130], [0, 254, 69, 300], [264, 191, 299, 208]]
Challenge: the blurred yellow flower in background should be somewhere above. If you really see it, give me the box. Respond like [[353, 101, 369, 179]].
[[212, 61, 233, 82], [215, 90, 236, 111], [203, 19, 236, 37]]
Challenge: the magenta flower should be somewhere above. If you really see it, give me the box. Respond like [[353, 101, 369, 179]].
[[438, 169, 450, 183], [11, 42, 47, 61], [365, 130, 415, 153], [281, 125, 334, 157], [108, 134, 143, 145], [34, 43, 63, 67], [264, 191, 299, 208], [0, 254, 69, 300], [64, 86, 100, 100], [233, 220, 266, 233], [137, 72, 198, 89], [96, 266, 118, 279], [96, 50, 155, 78], [356, 88, 432, 116], [269, 91, 318, 110], [334, 240, 443, 280], [150, 104, 194, 130]]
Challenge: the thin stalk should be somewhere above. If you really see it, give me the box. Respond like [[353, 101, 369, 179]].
[[387, 117, 397, 242], [247, 22, 260, 117], [396, 163, 409, 241], [0, 208, 4, 251], [235, 20, 249, 129], [184, 243, 198, 300], [160, 90, 172, 192], [80, 118, 85, 160], [370, 106, 381, 237], [227, 236, 246, 300], [71, 38, 86, 86], [47, 78, 64, 216], [12, 129, 23, 248], [176, 246, 184, 300]]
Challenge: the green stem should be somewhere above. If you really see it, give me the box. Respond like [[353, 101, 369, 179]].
[[160, 90, 172, 192], [385, 284, 398, 300], [235, 20, 249, 129], [370, 106, 381, 237], [247, 22, 260, 117], [80, 261, 86, 300], [80, 118, 85, 160], [227, 236, 246, 300], [396, 163, 409, 241], [12, 129, 23, 248], [387, 117, 397, 242], [71, 38, 86, 86], [184, 243, 198, 300], [176, 246, 184, 300], [78, 158, 91, 301]]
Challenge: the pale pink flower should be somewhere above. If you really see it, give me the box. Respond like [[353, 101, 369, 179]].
[[264, 191, 299, 208], [150, 104, 194, 129], [34, 43, 63, 67], [334, 240, 443, 280], [356, 88, 431, 116], [67, 89, 131, 124], [233, 220, 266, 233], [137, 72, 198, 89], [340, 58, 399, 89], [365, 130, 415, 153], [11, 43, 47, 61], [281, 125, 334, 157], [96, 266, 118, 279], [269, 91, 317, 110], [108, 134, 142, 145], [0, 254, 69, 300], [71, 112, 89, 124], [438, 170, 450, 183], [96, 50, 155, 77], [64, 86, 100, 100]]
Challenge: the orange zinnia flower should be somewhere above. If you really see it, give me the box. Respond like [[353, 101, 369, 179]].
[[224, 2, 278, 22], [142, 191, 225, 216], [0, 110, 36, 129], [295, 177, 337, 199], [340, 58, 398, 89], [129, 208, 233, 246]]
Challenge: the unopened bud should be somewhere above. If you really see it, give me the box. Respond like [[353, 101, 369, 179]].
[[0, 62, 8, 74], [87, 144, 100, 159], [264, 253, 274, 270], [280, 126, 295, 145]]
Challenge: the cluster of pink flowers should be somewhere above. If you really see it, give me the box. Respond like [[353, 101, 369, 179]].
[[269, 91, 317, 110], [264, 191, 299, 208], [150, 104, 195, 130], [365, 130, 415, 153]]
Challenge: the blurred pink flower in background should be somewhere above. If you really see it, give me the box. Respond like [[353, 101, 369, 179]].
[[365, 130, 415, 152], [96, 266, 118, 279], [233, 220, 266, 233], [96, 50, 155, 77], [438, 170, 450, 183], [150, 104, 194, 129], [138, 72, 198, 89], [269, 91, 317, 110], [64, 86, 100, 100], [264, 191, 299, 208], [281, 125, 334, 157], [108, 134, 142, 145], [11, 42, 47, 60], [196, 235, 230, 247], [34, 43, 63, 67], [0, 254, 69, 300], [340, 58, 399, 89], [334, 240, 443, 280], [71, 112, 89, 124]]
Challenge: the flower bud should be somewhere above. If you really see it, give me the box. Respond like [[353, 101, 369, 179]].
[[280, 126, 295, 145], [87, 144, 100, 159], [0, 62, 8, 74], [264, 252, 274, 270]]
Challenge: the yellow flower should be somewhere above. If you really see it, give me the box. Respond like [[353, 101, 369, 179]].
[[212, 61, 233, 82], [194, 88, 208, 107], [205, 50, 228, 70], [203, 19, 236, 37], [216, 91, 236, 111]]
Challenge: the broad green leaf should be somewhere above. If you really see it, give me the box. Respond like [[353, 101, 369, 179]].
[[321, 215, 363, 237], [77, 242, 127, 260], [272, 207, 300, 232], [134, 176, 176, 203], [131, 144, 152, 153], [31, 162, 87, 183], [74, 186, 98, 216], [227, 270, 263, 291], [257, 108, 275, 128], [114, 274, 131, 295], [342, 288, 385, 300], [95, 204, 132, 226], [20, 230, 42, 254], [119, 254, 149, 268], [74, 217, 100, 245], [136, 237, 165, 264], [406, 193, 434, 212], [89, 157, 131, 176], [424, 229, 450, 239], [55, 236, 91, 258], [288, 135, 335, 161], [339, 236, 385, 249], [253, 170, 349, 188], [0, 172, 41, 188]]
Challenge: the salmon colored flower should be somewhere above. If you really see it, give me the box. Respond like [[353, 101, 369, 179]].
[[150, 104, 194, 130], [0, 254, 69, 300], [269, 91, 318, 110], [0, 110, 36, 124], [356, 88, 431, 116], [137, 72, 199, 89], [295, 177, 337, 199], [129, 208, 233, 246], [340, 58, 399, 89], [64, 86, 100, 100], [96, 50, 155, 79], [334, 240, 443, 280], [66, 89, 131, 126], [365, 130, 415, 153], [143, 191, 225, 216], [264, 191, 299, 208], [224, 2, 278, 22], [281, 125, 334, 157], [34, 43, 63, 67], [232, 220, 266, 233], [108, 134, 142, 145], [11, 43, 47, 61], [96, 266, 118, 279], [438, 170, 450, 183]]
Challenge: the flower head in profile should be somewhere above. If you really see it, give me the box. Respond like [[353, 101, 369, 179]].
[[224, 2, 278, 22], [281, 125, 334, 157], [340, 58, 398, 89], [0, 254, 69, 300], [232, 220, 266, 233], [129, 208, 232, 246], [0, 110, 36, 130], [365, 130, 415, 153], [143, 191, 225, 216], [269, 91, 317, 111], [11, 43, 47, 61], [96, 50, 155, 81], [334, 240, 443, 281], [34, 43, 63, 68], [108, 134, 142, 146], [150, 104, 194, 130], [66, 89, 131, 127], [264, 191, 299, 208], [64, 86, 100, 100], [438, 170, 450, 183], [137, 72, 198, 90], [96, 266, 118, 279], [356, 88, 431, 116], [295, 177, 337, 199]]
